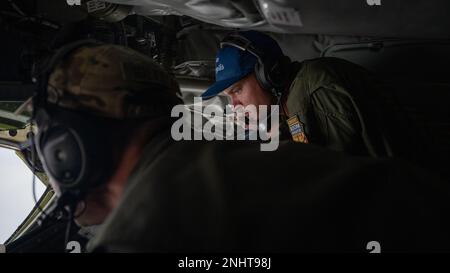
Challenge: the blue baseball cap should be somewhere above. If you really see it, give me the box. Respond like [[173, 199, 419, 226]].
[[201, 31, 284, 99]]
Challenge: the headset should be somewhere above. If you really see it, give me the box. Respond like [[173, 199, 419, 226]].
[[32, 39, 114, 202], [220, 32, 291, 139], [220, 32, 292, 99]]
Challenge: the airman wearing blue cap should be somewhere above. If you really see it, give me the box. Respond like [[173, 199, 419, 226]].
[[202, 30, 398, 157]]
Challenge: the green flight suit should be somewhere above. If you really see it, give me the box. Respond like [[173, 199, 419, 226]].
[[284, 57, 395, 157]]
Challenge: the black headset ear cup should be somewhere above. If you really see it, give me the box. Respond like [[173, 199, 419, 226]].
[[33, 40, 110, 199], [40, 126, 84, 187], [35, 107, 114, 197], [254, 60, 273, 93], [267, 55, 291, 90], [254, 55, 291, 97]]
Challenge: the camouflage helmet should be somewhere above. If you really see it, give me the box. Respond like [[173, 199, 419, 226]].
[[45, 43, 182, 119]]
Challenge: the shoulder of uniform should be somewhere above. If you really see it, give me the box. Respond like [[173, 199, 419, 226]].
[[291, 57, 345, 87], [302, 57, 348, 72]]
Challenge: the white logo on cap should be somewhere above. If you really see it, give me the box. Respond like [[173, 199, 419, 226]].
[[216, 64, 225, 73]]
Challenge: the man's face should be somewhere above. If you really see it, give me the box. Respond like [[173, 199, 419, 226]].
[[224, 73, 274, 108]]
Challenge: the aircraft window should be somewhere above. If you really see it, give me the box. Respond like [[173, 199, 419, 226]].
[[0, 147, 45, 243]]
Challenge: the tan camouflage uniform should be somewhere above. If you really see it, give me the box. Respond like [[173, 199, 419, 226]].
[[46, 44, 182, 119]]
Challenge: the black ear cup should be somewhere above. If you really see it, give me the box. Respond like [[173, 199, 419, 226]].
[[254, 55, 291, 97], [33, 40, 109, 199], [267, 55, 292, 90], [35, 107, 114, 198], [40, 126, 84, 187], [255, 60, 274, 95]]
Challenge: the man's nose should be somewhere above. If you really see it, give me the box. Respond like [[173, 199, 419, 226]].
[[230, 96, 241, 107]]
